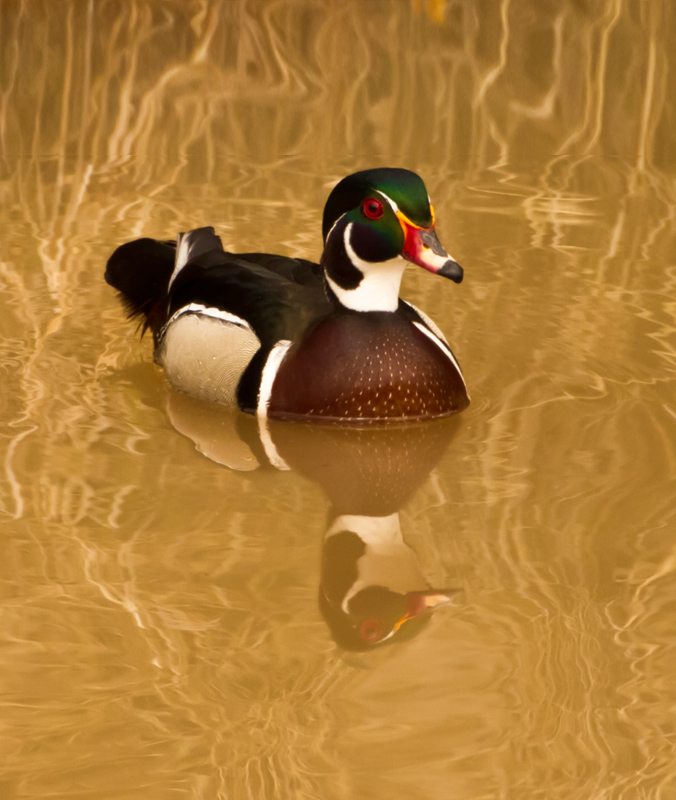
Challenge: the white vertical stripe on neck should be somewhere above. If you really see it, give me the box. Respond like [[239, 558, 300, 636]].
[[325, 223, 407, 313]]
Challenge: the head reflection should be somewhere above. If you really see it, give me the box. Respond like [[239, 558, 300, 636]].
[[320, 512, 457, 650], [165, 392, 462, 650]]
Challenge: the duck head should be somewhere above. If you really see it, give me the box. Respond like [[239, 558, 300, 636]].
[[321, 168, 463, 312]]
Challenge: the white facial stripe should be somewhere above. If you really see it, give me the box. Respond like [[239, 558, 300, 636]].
[[327, 223, 406, 313], [412, 321, 467, 388], [375, 189, 437, 233], [324, 212, 345, 243], [374, 190, 399, 214]]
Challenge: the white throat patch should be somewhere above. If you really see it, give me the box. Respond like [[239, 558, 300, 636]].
[[325, 222, 407, 313]]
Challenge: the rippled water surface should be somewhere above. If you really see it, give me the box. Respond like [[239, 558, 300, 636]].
[[1, 1, 675, 798]]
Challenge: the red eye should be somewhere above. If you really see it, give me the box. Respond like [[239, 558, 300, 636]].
[[359, 619, 382, 643], [362, 197, 384, 220]]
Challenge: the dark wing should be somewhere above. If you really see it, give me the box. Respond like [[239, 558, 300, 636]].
[[166, 230, 331, 413], [105, 227, 330, 346], [168, 248, 329, 350], [234, 253, 323, 287]]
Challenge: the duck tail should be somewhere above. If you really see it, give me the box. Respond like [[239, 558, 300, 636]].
[[105, 238, 176, 332], [105, 227, 225, 338]]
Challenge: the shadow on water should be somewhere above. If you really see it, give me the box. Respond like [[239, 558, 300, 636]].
[[165, 390, 465, 651]]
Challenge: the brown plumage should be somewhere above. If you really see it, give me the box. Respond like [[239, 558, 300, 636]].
[[267, 311, 468, 422]]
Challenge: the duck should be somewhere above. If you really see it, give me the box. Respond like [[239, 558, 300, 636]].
[[105, 167, 469, 423]]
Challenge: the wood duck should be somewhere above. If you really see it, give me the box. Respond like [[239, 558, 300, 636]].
[[105, 168, 469, 423]]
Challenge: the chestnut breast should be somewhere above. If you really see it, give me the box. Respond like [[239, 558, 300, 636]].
[[267, 312, 468, 421]]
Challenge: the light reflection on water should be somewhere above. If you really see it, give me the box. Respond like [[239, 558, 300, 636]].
[[1, 0, 676, 798]]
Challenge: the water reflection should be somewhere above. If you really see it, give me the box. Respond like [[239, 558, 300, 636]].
[[2, 0, 676, 796], [166, 392, 462, 649], [320, 514, 456, 650]]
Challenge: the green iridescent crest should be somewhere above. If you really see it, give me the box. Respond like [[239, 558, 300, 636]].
[[322, 168, 433, 242]]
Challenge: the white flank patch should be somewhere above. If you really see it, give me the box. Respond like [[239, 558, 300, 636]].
[[412, 321, 467, 388], [256, 339, 293, 471], [157, 306, 260, 406], [326, 223, 407, 313]]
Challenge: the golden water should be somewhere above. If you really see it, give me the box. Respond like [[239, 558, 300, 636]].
[[1, 1, 675, 797]]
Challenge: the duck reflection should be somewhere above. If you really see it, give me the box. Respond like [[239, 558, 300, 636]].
[[165, 392, 462, 649]]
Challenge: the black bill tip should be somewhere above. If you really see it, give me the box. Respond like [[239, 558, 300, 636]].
[[438, 259, 464, 283]]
